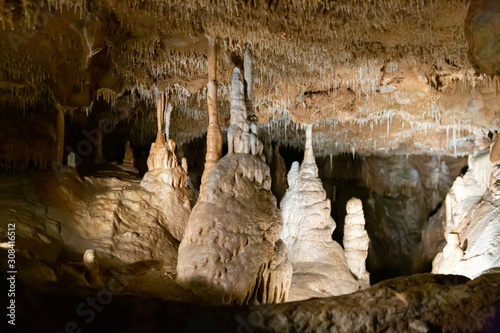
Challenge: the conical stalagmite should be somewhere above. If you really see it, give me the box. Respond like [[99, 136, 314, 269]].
[[202, 36, 222, 183], [280, 124, 361, 301], [344, 197, 370, 289], [140, 92, 196, 241], [177, 49, 291, 305]]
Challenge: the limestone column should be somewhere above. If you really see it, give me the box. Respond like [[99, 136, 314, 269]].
[[156, 90, 164, 136], [56, 108, 65, 164], [202, 36, 222, 182]]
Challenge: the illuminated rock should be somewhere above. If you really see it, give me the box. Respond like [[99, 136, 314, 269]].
[[177, 51, 292, 305], [433, 137, 500, 278], [280, 125, 360, 301], [344, 198, 370, 289], [118, 141, 139, 174]]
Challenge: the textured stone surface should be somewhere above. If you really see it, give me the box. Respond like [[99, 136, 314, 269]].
[[280, 125, 360, 301], [177, 57, 291, 305], [11, 272, 500, 333], [344, 197, 370, 289], [466, 0, 500, 75], [433, 163, 500, 278]]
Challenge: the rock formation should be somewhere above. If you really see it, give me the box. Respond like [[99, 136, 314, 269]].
[[67, 152, 76, 168], [432, 233, 464, 275], [280, 124, 361, 301], [444, 144, 493, 237], [344, 197, 370, 289], [177, 50, 292, 305], [432, 135, 500, 278], [118, 141, 139, 174], [140, 108, 195, 241], [201, 36, 222, 183]]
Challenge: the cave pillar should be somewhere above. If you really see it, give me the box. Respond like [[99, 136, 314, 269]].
[[202, 35, 222, 183], [156, 90, 164, 136], [56, 108, 65, 165]]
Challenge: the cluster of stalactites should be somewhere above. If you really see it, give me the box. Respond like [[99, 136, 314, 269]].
[[227, 45, 263, 156]]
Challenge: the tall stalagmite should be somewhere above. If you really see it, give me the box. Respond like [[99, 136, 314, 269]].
[[344, 197, 370, 289], [202, 36, 222, 183], [280, 125, 361, 301], [177, 49, 292, 305]]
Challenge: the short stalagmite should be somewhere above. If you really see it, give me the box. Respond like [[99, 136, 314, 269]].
[[177, 50, 292, 305], [344, 198, 370, 289], [119, 141, 139, 174], [280, 124, 361, 301]]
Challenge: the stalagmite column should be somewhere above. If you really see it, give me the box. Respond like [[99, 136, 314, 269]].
[[67, 152, 76, 168], [56, 108, 65, 164], [156, 89, 164, 135], [280, 125, 361, 301], [303, 124, 315, 165], [202, 36, 223, 183], [344, 198, 370, 289], [177, 49, 291, 305]]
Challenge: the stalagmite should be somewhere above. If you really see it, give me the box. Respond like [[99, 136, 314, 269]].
[[120, 141, 138, 173], [83, 249, 103, 288], [67, 152, 76, 168], [140, 92, 196, 241], [344, 198, 370, 289], [56, 108, 65, 164], [280, 124, 361, 301], [177, 50, 291, 305], [431, 233, 464, 274], [202, 36, 222, 183]]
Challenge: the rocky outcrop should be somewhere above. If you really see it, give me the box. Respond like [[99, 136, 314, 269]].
[[15, 272, 500, 333], [280, 125, 360, 301], [465, 0, 500, 75], [432, 135, 500, 278], [177, 51, 292, 305], [432, 163, 500, 278]]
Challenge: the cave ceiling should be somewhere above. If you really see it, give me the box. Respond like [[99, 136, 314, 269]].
[[0, 0, 499, 156]]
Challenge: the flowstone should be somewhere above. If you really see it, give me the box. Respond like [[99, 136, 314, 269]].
[[432, 135, 500, 278]]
